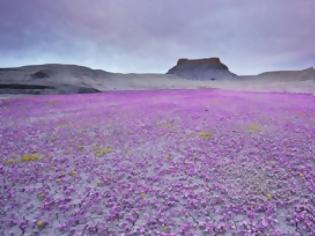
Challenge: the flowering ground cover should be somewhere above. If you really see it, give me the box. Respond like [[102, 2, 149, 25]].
[[0, 89, 315, 235]]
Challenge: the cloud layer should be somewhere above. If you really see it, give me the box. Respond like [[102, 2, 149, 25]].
[[0, 0, 314, 74]]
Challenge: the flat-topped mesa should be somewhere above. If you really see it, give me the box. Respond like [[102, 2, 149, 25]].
[[167, 57, 237, 80], [176, 57, 228, 70]]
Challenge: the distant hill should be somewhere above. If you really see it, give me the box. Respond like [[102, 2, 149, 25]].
[[240, 67, 315, 82], [0, 64, 113, 94], [0, 60, 314, 95], [0, 64, 190, 94]]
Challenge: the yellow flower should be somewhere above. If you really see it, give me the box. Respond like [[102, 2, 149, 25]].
[[4, 159, 18, 165], [69, 170, 77, 177], [247, 123, 263, 133], [63, 149, 72, 155], [95, 147, 112, 157], [36, 220, 47, 229], [198, 131, 212, 140], [166, 154, 173, 161], [266, 193, 273, 200], [161, 225, 170, 233], [21, 153, 41, 162]]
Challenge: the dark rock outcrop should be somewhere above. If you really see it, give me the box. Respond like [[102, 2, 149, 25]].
[[0, 84, 53, 90], [78, 87, 101, 94], [31, 70, 51, 79], [0, 84, 55, 94], [0, 83, 101, 95], [167, 57, 237, 80]]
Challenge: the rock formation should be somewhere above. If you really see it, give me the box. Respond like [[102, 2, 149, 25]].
[[167, 57, 237, 80]]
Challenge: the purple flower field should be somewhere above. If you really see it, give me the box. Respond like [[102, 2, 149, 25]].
[[1, 89, 315, 235]]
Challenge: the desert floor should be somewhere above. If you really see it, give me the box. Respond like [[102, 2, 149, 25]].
[[1, 89, 314, 235]]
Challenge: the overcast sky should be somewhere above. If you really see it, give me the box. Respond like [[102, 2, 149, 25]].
[[0, 0, 314, 75]]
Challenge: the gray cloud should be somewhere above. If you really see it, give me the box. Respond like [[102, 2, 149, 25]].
[[0, 0, 314, 74]]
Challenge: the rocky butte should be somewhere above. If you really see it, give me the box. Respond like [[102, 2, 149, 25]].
[[167, 57, 237, 80]]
